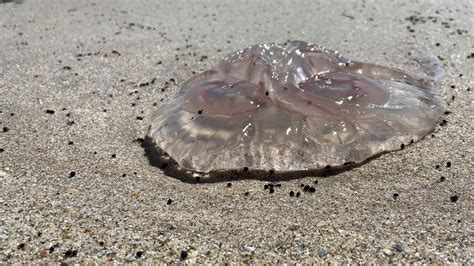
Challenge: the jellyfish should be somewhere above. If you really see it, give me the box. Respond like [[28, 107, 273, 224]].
[[145, 41, 445, 173]]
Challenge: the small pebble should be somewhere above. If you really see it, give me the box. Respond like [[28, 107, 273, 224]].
[[38, 250, 49, 258], [64, 249, 78, 258], [243, 246, 255, 252], [383, 248, 393, 256], [318, 248, 327, 258], [394, 243, 405, 252], [450, 195, 459, 203], [180, 250, 188, 260]]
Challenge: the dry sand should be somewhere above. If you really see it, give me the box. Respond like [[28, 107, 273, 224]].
[[0, 0, 472, 263]]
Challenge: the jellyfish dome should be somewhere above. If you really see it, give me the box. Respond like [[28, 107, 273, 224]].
[[145, 41, 445, 173]]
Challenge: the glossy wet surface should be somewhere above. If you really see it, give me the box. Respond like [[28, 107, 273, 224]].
[[147, 41, 445, 173]]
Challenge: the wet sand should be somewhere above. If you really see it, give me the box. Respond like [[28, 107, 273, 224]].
[[0, 0, 472, 263]]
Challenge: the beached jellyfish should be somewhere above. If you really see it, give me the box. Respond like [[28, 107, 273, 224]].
[[145, 41, 445, 173]]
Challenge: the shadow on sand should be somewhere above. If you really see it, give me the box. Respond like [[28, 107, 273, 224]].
[[0, 0, 23, 4]]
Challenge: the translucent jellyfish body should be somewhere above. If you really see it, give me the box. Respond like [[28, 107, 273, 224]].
[[146, 41, 445, 173]]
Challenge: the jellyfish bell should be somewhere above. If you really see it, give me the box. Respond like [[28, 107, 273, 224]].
[[145, 41, 445, 173]]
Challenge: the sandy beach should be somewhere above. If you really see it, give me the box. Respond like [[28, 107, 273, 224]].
[[0, 0, 472, 263]]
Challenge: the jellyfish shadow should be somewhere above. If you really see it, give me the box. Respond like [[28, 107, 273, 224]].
[[0, 0, 24, 4]]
